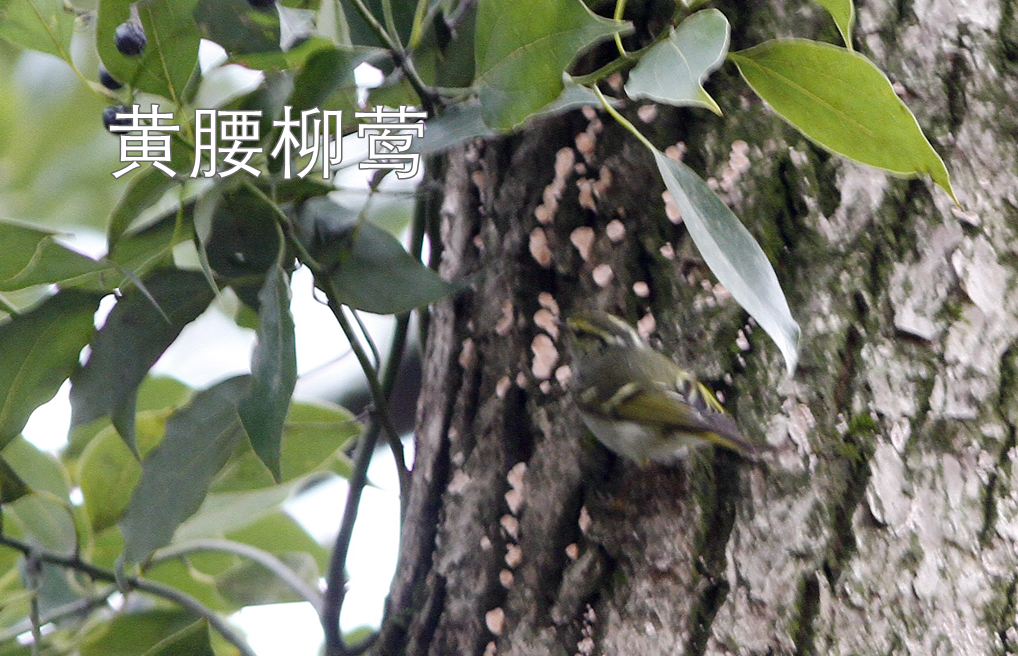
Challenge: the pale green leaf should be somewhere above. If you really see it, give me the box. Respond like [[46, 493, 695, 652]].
[[730, 39, 955, 201], [625, 9, 730, 114], [654, 150, 800, 373], [120, 377, 250, 564], [474, 0, 625, 130], [813, 0, 854, 48], [0, 0, 75, 61], [239, 264, 297, 482]]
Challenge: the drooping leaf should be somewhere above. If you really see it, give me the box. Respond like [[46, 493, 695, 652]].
[[194, 182, 282, 282], [77, 410, 170, 534], [96, 0, 201, 103], [0, 290, 102, 451], [4, 494, 77, 556], [107, 167, 183, 250], [474, 0, 625, 130], [653, 150, 800, 373], [625, 9, 730, 114], [0, 0, 75, 61], [142, 619, 215, 656], [194, 0, 280, 56], [2, 436, 70, 500], [0, 219, 110, 292], [0, 457, 29, 503], [288, 46, 367, 113], [108, 206, 195, 279], [729, 39, 955, 200], [80, 610, 198, 656], [120, 376, 251, 564], [298, 197, 456, 314], [174, 478, 309, 542], [812, 0, 854, 48], [213, 400, 358, 492], [409, 101, 496, 155], [239, 264, 297, 481], [70, 268, 216, 454], [215, 551, 318, 607]]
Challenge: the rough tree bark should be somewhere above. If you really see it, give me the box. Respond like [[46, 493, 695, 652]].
[[376, 0, 1018, 654]]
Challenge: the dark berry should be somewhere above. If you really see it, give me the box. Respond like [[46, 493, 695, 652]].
[[247, 0, 275, 8], [103, 105, 132, 132], [114, 21, 147, 56], [98, 64, 123, 90]]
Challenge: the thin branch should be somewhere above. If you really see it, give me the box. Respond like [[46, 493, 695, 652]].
[[0, 586, 116, 644], [0, 534, 256, 656], [151, 539, 324, 614]]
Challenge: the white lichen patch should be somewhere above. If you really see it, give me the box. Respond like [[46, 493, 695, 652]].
[[665, 142, 686, 162], [529, 227, 552, 268], [459, 337, 476, 369], [659, 243, 675, 260], [662, 190, 682, 224], [637, 104, 658, 123], [507, 461, 526, 491], [592, 263, 614, 288], [534, 308, 559, 340], [530, 334, 559, 379], [485, 608, 505, 635], [555, 364, 572, 386], [605, 219, 625, 242], [637, 312, 655, 339], [570, 227, 595, 261], [575, 132, 596, 160], [504, 489, 524, 516], [504, 544, 523, 568], [577, 178, 596, 210], [495, 375, 512, 399], [500, 514, 520, 539], [632, 281, 650, 298], [495, 300, 514, 336], [499, 569, 514, 588], [538, 292, 560, 316], [565, 543, 579, 560], [578, 506, 591, 534]]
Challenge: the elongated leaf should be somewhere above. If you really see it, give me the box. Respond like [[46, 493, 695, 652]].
[[2, 436, 70, 500], [0, 219, 109, 292], [730, 39, 954, 200], [174, 480, 307, 542], [194, 0, 280, 56], [0, 0, 75, 61], [97, 0, 201, 102], [653, 150, 800, 373], [0, 457, 29, 503], [625, 9, 729, 114], [70, 268, 216, 454], [107, 167, 182, 249], [474, 0, 625, 130], [80, 610, 197, 656], [212, 400, 358, 492], [813, 0, 854, 48], [77, 410, 170, 534], [120, 376, 250, 564], [298, 197, 456, 314], [239, 264, 297, 481], [143, 619, 215, 656], [5, 494, 77, 556], [0, 291, 102, 451]]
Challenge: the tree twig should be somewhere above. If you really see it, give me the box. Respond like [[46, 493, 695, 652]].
[[0, 534, 257, 656]]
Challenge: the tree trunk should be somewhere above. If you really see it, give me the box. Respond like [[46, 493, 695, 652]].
[[377, 1, 1018, 654]]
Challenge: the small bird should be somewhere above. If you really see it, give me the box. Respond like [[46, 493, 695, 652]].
[[565, 310, 757, 464]]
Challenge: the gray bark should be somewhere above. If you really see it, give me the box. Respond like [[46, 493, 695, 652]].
[[377, 1, 1018, 654]]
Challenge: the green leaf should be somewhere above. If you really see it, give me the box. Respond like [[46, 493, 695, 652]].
[[338, 0, 415, 48], [120, 376, 250, 564], [80, 610, 198, 656], [409, 101, 496, 155], [97, 0, 201, 103], [195, 183, 282, 281], [0, 290, 101, 451], [288, 46, 366, 113], [212, 400, 358, 492], [226, 509, 329, 570], [0, 0, 75, 61], [174, 479, 306, 542], [4, 494, 77, 555], [729, 39, 955, 201], [298, 197, 456, 314], [813, 0, 854, 48], [2, 436, 70, 500], [624, 9, 729, 115], [107, 167, 182, 250], [0, 219, 110, 292], [474, 0, 625, 130], [239, 264, 297, 481], [108, 206, 194, 279], [77, 410, 170, 534], [0, 457, 29, 503], [70, 268, 216, 454], [194, 0, 280, 56], [215, 551, 318, 606], [653, 150, 800, 373], [142, 619, 215, 656]]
